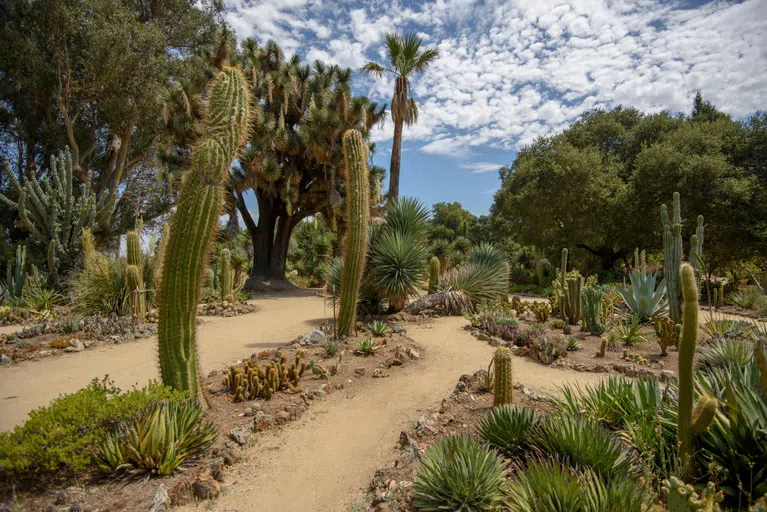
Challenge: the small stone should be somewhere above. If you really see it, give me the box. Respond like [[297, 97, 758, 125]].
[[210, 457, 225, 482], [54, 491, 67, 505], [275, 410, 291, 424], [192, 474, 220, 500], [0, 354, 11, 366], [488, 336, 503, 347], [372, 368, 389, 378], [391, 358, 404, 366], [300, 329, 327, 346], [354, 367, 365, 377], [229, 426, 252, 446], [392, 326, 405, 334], [476, 333, 490, 341], [149, 484, 170, 512], [221, 447, 243, 466], [68, 505, 83, 512], [253, 411, 274, 432], [454, 381, 467, 393], [406, 347, 420, 359], [38, 349, 53, 357], [398, 431, 413, 448]]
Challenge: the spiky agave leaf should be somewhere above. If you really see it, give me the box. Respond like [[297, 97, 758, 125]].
[[478, 405, 537, 454]]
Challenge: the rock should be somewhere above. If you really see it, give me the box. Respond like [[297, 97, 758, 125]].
[[399, 431, 414, 448], [0, 354, 11, 366], [149, 484, 170, 512], [229, 426, 252, 446], [220, 447, 243, 466], [54, 491, 67, 505], [68, 505, 83, 512], [392, 326, 405, 334], [406, 348, 420, 359], [299, 329, 326, 346], [475, 332, 490, 341], [372, 368, 389, 378], [391, 358, 404, 366], [660, 370, 677, 382], [253, 411, 274, 432], [38, 349, 53, 357], [355, 367, 365, 377], [81, 339, 96, 349], [65, 339, 85, 352], [275, 410, 291, 424], [488, 336, 503, 347], [192, 474, 220, 500], [210, 457, 225, 482], [285, 404, 305, 421], [454, 381, 467, 393]]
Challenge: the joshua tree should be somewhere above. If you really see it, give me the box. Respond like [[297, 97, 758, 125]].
[[363, 33, 439, 199]]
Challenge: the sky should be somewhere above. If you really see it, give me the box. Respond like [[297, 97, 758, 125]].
[[230, 0, 767, 216]]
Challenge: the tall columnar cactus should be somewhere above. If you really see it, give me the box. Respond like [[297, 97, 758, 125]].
[[219, 248, 232, 301], [154, 224, 170, 288], [6, 245, 26, 298], [493, 347, 513, 407], [662, 193, 704, 325], [561, 276, 583, 325], [336, 130, 370, 337], [125, 230, 145, 319], [0, 150, 113, 271], [559, 248, 568, 293], [157, 66, 251, 405], [47, 240, 59, 277], [428, 256, 440, 294], [678, 263, 716, 476], [535, 260, 545, 288]]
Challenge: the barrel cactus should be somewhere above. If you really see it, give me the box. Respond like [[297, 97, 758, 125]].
[[157, 66, 251, 405], [336, 130, 370, 337], [493, 347, 513, 407]]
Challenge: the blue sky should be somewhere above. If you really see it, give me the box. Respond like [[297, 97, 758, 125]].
[[231, 0, 767, 216]]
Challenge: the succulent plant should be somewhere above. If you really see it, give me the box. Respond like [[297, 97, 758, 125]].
[[493, 347, 513, 407]]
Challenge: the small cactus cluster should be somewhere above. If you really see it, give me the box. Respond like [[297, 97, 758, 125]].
[[662, 477, 722, 512], [493, 347, 513, 407], [654, 316, 681, 356], [712, 287, 724, 309], [336, 130, 370, 337], [510, 296, 528, 316], [223, 351, 307, 401], [0, 306, 31, 324], [125, 230, 146, 319], [428, 256, 440, 294], [623, 351, 648, 365], [529, 301, 550, 322], [596, 336, 608, 358]]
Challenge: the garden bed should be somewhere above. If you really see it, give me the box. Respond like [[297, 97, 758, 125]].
[[0, 321, 425, 512]]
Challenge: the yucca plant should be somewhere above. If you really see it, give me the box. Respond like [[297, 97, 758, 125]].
[[23, 287, 62, 314], [615, 250, 667, 322], [96, 401, 217, 475], [452, 236, 471, 254], [467, 242, 508, 272], [526, 415, 634, 480], [412, 435, 508, 512], [383, 196, 431, 240], [430, 238, 451, 269], [368, 320, 388, 337], [696, 338, 753, 372], [728, 286, 767, 309], [478, 405, 537, 454], [370, 231, 427, 312], [71, 251, 130, 317]]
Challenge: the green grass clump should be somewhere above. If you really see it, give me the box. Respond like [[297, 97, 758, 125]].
[[412, 435, 507, 511], [477, 405, 537, 454], [321, 338, 341, 357], [0, 377, 189, 477], [526, 415, 633, 480]]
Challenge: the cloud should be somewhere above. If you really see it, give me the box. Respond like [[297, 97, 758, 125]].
[[226, 0, 767, 159], [459, 161, 504, 174]]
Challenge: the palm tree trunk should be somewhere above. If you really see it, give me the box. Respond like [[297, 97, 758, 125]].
[[387, 118, 404, 198]]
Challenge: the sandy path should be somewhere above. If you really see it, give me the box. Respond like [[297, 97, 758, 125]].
[[180, 316, 605, 512], [0, 290, 327, 431]]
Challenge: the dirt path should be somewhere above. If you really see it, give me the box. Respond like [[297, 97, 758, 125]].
[[179, 316, 605, 512], [0, 290, 327, 431]]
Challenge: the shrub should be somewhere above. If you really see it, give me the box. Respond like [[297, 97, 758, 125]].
[[728, 286, 766, 309], [526, 415, 633, 480], [58, 314, 82, 334], [96, 401, 217, 475], [477, 405, 537, 454], [71, 253, 130, 316], [0, 378, 188, 477], [412, 435, 508, 512], [696, 338, 753, 372], [23, 287, 63, 313], [551, 318, 566, 329]]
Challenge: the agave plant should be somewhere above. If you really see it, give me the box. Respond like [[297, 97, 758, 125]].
[[96, 401, 217, 475], [728, 286, 766, 309], [477, 405, 537, 454], [696, 338, 753, 372], [608, 313, 648, 346], [615, 250, 667, 322], [412, 435, 508, 512], [355, 338, 377, 356]]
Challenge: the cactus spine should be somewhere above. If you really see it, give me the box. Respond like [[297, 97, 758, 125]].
[[336, 130, 370, 337], [428, 256, 440, 294], [125, 230, 145, 319], [220, 248, 232, 301], [493, 347, 513, 407], [6, 245, 26, 298], [157, 66, 251, 405]]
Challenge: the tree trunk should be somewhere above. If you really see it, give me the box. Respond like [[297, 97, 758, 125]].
[[575, 244, 625, 270], [387, 118, 404, 199]]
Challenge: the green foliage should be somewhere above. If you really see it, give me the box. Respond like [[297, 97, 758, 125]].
[[371, 231, 427, 312], [428, 256, 440, 294], [337, 130, 370, 335], [71, 247, 130, 317], [728, 287, 767, 309], [412, 435, 507, 512], [384, 196, 431, 240], [654, 316, 681, 356], [23, 287, 62, 313], [478, 405, 537, 454], [608, 314, 647, 346], [565, 335, 581, 351], [368, 320, 388, 337], [696, 339, 753, 372], [493, 347, 513, 407], [157, 66, 251, 404], [678, 263, 700, 476], [529, 301, 550, 322], [223, 352, 306, 401], [583, 286, 607, 335], [3, 245, 26, 298], [701, 315, 754, 340], [321, 338, 341, 357], [219, 248, 232, 301], [58, 314, 82, 334], [615, 249, 668, 322], [287, 218, 337, 287], [96, 400, 217, 475], [427, 202, 477, 243], [526, 415, 633, 480], [0, 378, 188, 477], [355, 338, 376, 356]]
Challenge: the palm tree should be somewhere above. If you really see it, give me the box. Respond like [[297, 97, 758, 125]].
[[363, 33, 439, 199]]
